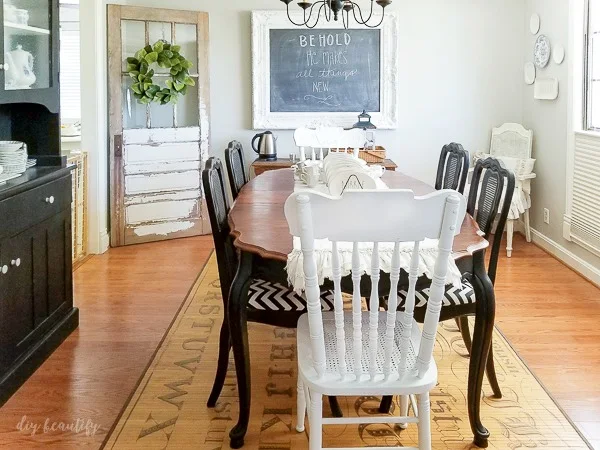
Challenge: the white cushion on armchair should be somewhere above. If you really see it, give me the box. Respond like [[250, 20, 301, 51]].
[[470, 153, 536, 220]]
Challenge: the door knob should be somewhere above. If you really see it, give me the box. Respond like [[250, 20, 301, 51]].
[[45, 196, 55, 204], [1, 265, 8, 275], [11, 258, 21, 267]]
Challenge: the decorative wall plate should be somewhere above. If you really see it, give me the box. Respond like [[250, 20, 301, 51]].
[[534, 77, 559, 100], [553, 44, 565, 64], [524, 62, 536, 85], [534, 34, 551, 69], [530, 14, 540, 35]]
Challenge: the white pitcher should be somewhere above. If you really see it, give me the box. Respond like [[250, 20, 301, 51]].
[[6, 45, 36, 89]]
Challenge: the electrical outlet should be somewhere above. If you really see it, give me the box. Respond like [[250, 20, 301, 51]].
[[544, 208, 550, 225]]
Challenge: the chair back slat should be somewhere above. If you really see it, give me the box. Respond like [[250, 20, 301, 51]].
[[294, 127, 366, 161], [416, 197, 461, 377], [225, 140, 248, 200], [285, 190, 466, 383], [383, 242, 401, 380], [296, 195, 327, 379], [398, 241, 420, 377], [331, 241, 347, 377], [490, 123, 533, 160], [435, 143, 470, 194], [467, 157, 515, 284], [202, 158, 236, 303], [351, 242, 363, 378], [368, 243, 381, 379]]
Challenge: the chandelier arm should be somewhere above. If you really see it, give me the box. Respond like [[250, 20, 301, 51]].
[[324, 0, 332, 22], [305, 3, 328, 28], [284, 2, 312, 27], [342, 7, 348, 29], [350, 1, 385, 27], [350, 0, 374, 25]]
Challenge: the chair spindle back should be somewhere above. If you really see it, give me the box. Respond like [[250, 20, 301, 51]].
[[285, 190, 467, 382]]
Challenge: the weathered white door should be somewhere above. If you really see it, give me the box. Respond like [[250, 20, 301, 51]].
[[108, 6, 210, 246]]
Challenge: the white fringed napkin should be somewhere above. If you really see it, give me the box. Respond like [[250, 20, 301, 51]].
[[286, 238, 463, 293]]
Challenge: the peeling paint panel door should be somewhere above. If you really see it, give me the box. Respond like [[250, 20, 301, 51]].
[[108, 6, 211, 246]]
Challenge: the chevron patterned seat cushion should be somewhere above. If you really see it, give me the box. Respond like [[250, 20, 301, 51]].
[[398, 280, 476, 309], [248, 279, 335, 312]]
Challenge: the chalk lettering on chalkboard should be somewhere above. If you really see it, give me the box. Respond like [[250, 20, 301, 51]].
[[269, 29, 381, 113], [304, 95, 341, 107]]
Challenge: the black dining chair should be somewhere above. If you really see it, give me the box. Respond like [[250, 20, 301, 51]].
[[380, 157, 514, 437], [202, 157, 342, 419], [225, 140, 249, 200], [435, 142, 470, 194]]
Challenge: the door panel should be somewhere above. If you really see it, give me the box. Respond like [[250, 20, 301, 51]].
[[0, 232, 34, 358], [108, 6, 211, 247]]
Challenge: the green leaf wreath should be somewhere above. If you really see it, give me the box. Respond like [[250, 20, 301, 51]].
[[126, 40, 195, 105]]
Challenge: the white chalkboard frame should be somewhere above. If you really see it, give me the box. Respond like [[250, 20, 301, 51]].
[[252, 10, 399, 130]]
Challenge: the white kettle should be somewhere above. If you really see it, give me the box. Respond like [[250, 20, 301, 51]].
[[4, 45, 36, 89]]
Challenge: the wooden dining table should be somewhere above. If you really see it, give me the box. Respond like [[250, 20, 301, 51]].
[[226, 169, 495, 448]]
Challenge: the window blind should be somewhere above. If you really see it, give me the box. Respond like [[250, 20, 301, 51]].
[[59, 5, 80, 121]]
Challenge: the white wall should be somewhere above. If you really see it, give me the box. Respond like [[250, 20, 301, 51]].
[[522, 0, 600, 271], [84, 0, 525, 252]]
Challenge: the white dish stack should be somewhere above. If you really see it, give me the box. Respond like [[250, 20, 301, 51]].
[[0, 141, 28, 176]]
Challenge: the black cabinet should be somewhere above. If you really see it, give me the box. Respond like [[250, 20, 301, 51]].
[[0, 0, 61, 161], [0, 0, 75, 404], [0, 168, 78, 405]]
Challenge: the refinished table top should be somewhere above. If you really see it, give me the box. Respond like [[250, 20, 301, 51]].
[[228, 169, 488, 262]]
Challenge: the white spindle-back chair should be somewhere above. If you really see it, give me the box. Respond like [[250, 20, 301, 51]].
[[284, 189, 467, 450], [488, 123, 535, 257], [294, 127, 366, 161]]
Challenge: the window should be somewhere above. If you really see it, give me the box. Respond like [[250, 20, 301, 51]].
[[59, 1, 80, 122]]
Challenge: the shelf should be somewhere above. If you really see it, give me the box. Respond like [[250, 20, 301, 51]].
[[4, 22, 50, 35]]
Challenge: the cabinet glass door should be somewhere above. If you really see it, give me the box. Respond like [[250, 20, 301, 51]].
[[3, 0, 51, 91]]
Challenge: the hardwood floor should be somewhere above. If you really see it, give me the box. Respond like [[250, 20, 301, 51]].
[[0, 236, 213, 448], [0, 233, 597, 449]]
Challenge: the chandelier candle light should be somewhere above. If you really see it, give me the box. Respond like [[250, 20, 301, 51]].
[[280, 0, 392, 29]]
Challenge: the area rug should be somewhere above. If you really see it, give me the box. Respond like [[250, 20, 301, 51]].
[[103, 254, 591, 450]]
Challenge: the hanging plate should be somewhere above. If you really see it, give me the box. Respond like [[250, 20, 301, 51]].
[[534, 34, 551, 69], [530, 14, 540, 35], [524, 62, 536, 85]]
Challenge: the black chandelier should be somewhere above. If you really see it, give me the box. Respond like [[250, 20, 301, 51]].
[[280, 0, 392, 29]]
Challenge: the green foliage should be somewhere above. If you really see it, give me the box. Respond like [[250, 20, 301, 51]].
[[126, 39, 195, 106]]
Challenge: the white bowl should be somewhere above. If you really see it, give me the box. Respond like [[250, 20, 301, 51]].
[[0, 141, 25, 152]]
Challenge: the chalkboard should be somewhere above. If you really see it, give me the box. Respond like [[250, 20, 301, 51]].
[[269, 29, 381, 113]]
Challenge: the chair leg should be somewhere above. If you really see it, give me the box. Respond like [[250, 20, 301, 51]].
[[309, 392, 323, 450], [467, 264, 495, 448], [207, 318, 231, 407], [296, 376, 306, 432], [506, 219, 514, 258], [328, 396, 343, 418], [458, 316, 472, 355], [379, 395, 394, 413], [486, 344, 502, 399], [524, 210, 532, 243], [398, 395, 409, 430], [228, 252, 253, 450], [417, 392, 431, 450]]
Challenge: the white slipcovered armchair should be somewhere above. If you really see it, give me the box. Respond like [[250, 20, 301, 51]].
[[474, 123, 536, 257]]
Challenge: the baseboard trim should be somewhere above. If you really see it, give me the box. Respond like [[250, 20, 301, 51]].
[[99, 229, 110, 254], [530, 228, 600, 288]]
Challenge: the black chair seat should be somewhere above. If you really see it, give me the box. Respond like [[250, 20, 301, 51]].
[[398, 280, 476, 309], [248, 279, 334, 312]]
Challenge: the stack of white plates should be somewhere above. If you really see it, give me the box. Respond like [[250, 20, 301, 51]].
[[0, 141, 27, 175]]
